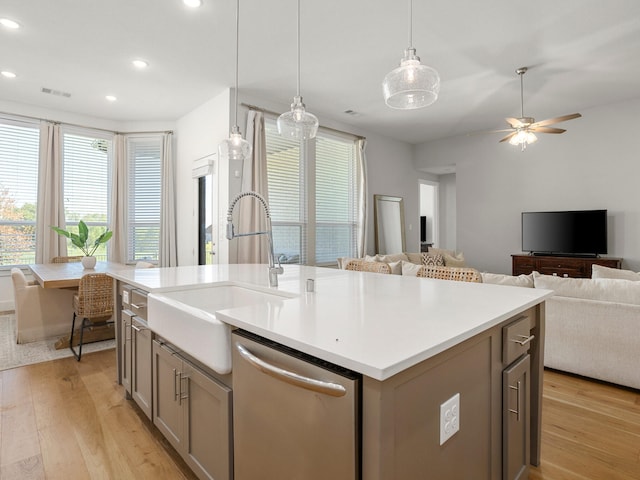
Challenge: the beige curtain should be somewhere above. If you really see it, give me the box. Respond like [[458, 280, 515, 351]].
[[159, 132, 177, 266], [35, 122, 66, 263], [108, 134, 127, 263], [356, 138, 368, 257], [235, 110, 270, 264]]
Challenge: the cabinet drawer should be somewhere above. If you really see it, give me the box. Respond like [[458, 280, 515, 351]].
[[131, 289, 148, 320], [503, 313, 534, 366], [537, 266, 582, 278]]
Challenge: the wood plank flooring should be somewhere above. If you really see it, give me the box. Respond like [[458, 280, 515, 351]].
[[0, 349, 196, 480], [1, 351, 638, 479]]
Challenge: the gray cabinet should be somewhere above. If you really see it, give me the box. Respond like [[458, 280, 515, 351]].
[[121, 310, 133, 395], [153, 340, 232, 480], [131, 317, 153, 419], [502, 314, 534, 480]]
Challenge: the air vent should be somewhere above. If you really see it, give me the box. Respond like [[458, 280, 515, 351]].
[[343, 109, 361, 117], [41, 87, 71, 98]]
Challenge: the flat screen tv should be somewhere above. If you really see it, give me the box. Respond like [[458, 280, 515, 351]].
[[521, 209, 608, 256]]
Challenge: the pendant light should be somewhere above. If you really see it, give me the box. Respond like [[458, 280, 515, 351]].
[[218, 0, 252, 162], [277, 0, 318, 140], [382, 0, 440, 109]]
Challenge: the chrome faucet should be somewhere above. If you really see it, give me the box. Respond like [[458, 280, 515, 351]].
[[226, 191, 284, 287]]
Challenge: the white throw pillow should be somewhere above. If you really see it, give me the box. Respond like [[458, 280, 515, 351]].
[[443, 252, 466, 267], [401, 261, 423, 276], [376, 253, 409, 263], [481, 272, 534, 288], [592, 264, 640, 281], [387, 260, 403, 275]]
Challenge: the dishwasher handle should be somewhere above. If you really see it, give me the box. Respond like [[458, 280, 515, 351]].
[[236, 343, 347, 398]]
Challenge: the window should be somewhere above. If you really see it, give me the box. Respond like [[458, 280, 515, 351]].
[[0, 119, 40, 266], [265, 117, 361, 266], [62, 130, 112, 260], [127, 136, 162, 262]]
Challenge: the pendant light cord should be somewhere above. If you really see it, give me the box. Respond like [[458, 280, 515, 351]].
[[234, 0, 240, 127], [408, 0, 413, 48], [296, 0, 301, 97]]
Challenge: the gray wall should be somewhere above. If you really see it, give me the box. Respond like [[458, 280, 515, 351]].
[[415, 98, 640, 274]]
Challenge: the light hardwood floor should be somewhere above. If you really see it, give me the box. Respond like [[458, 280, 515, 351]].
[[1, 351, 638, 479]]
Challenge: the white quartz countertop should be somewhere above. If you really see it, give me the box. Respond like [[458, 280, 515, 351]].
[[110, 264, 552, 380]]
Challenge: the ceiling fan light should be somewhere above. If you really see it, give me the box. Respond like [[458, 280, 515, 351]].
[[277, 95, 319, 140], [509, 130, 537, 146], [383, 48, 440, 109]]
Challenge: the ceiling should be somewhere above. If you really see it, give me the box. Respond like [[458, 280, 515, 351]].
[[1, 0, 640, 144]]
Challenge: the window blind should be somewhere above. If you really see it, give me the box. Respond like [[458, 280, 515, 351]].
[[62, 132, 111, 260], [265, 116, 360, 266], [127, 137, 161, 262], [0, 121, 39, 266]]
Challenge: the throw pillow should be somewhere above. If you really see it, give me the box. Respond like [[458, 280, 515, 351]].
[[592, 264, 640, 281], [376, 253, 409, 263], [443, 252, 466, 267], [401, 261, 423, 276], [404, 252, 423, 264], [421, 252, 445, 266], [387, 260, 403, 275], [481, 272, 534, 288]]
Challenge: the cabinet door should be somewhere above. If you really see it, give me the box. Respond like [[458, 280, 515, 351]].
[[132, 318, 153, 419], [503, 354, 530, 480], [153, 340, 184, 452], [182, 363, 232, 480], [121, 310, 133, 395]]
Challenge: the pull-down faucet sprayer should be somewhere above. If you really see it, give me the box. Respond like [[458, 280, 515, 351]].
[[226, 191, 283, 287]]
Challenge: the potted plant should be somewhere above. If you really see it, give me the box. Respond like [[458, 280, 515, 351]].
[[51, 220, 113, 269]]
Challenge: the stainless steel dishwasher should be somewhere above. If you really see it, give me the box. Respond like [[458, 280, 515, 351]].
[[232, 330, 361, 480]]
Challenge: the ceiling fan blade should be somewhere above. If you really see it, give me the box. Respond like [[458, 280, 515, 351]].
[[529, 126, 566, 134], [505, 117, 524, 128], [499, 132, 517, 143], [530, 113, 582, 128]]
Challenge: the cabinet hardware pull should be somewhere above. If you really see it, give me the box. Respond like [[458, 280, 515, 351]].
[[179, 374, 190, 404], [131, 324, 148, 332], [509, 381, 521, 421], [511, 334, 535, 346], [236, 343, 347, 398], [131, 302, 147, 309], [173, 368, 180, 402]]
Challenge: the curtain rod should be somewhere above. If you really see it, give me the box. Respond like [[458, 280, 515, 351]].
[[0, 110, 173, 135], [240, 102, 365, 140]]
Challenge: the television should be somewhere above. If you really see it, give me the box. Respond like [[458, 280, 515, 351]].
[[521, 209, 608, 257]]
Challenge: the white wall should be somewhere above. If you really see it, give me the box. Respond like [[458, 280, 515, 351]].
[[175, 90, 231, 266], [415, 98, 640, 274]]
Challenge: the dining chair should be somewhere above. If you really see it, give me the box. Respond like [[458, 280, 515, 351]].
[[51, 255, 83, 263], [416, 265, 481, 283], [69, 272, 114, 360], [344, 260, 392, 274]]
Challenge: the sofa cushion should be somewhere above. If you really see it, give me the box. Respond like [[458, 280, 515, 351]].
[[533, 271, 640, 305], [481, 272, 534, 288], [442, 252, 466, 267], [405, 252, 423, 264], [401, 261, 423, 276], [592, 264, 640, 281]]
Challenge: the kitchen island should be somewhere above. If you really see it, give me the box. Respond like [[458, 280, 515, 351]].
[[109, 264, 551, 480]]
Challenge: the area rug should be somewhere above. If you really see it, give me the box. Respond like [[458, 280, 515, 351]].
[[0, 312, 115, 371]]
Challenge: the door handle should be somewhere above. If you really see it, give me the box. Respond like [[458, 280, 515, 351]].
[[509, 381, 521, 421], [236, 343, 347, 398]]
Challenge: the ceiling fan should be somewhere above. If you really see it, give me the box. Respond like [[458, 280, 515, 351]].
[[491, 67, 582, 150]]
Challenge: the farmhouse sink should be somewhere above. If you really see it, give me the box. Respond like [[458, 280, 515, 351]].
[[147, 284, 292, 374]]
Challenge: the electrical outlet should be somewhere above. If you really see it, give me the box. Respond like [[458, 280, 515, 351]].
[[440, 393, 460, 445]]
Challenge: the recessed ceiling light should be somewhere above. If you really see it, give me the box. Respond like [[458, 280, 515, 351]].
[[132, 59, 148, 69], [183, 0, 202, 8], [1, 71, 17, 78], [0, 18, 20, 29], [105, 95, 117, 102]]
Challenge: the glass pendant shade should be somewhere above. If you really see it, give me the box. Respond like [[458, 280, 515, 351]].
[[383, 48, 440, 109], [219, 126, 252, 162], [277, 95, 319, 140]]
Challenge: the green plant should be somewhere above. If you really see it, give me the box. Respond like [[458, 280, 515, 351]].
[[51, 220, 113, 257]]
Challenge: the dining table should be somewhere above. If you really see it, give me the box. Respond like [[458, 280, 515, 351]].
[[28, 261, 131, 289]]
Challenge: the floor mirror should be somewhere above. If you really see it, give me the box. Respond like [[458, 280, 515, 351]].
[[374, 194, 406, 254]]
